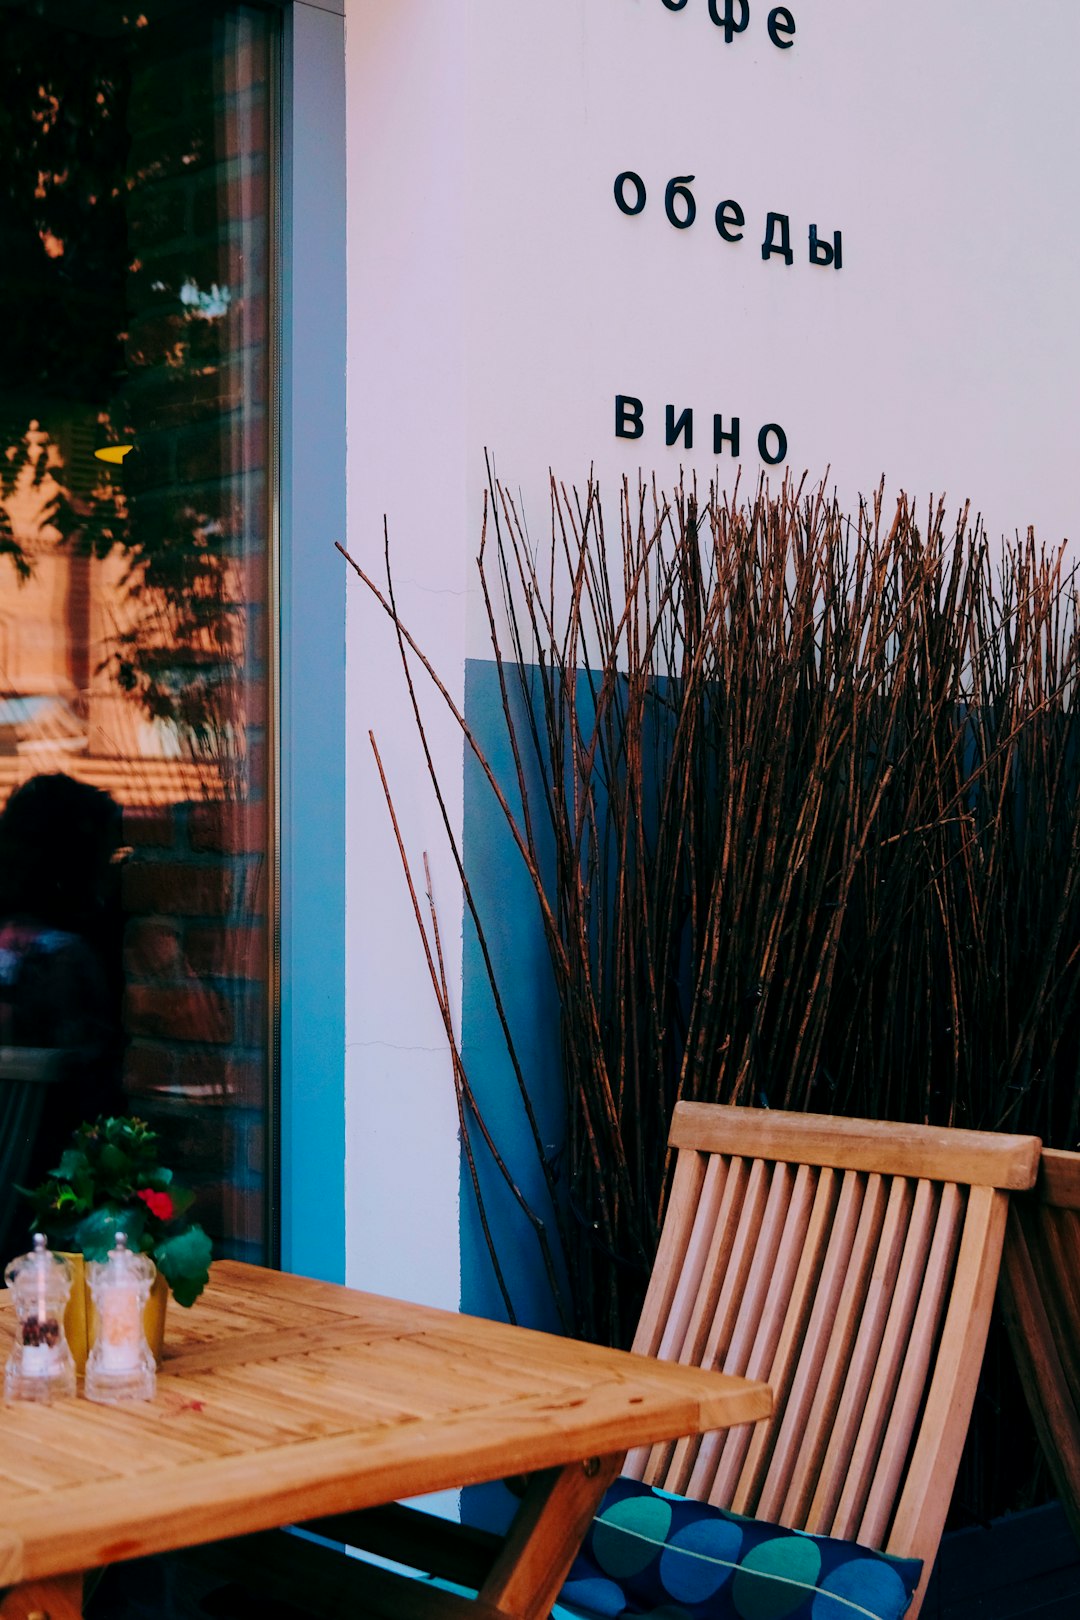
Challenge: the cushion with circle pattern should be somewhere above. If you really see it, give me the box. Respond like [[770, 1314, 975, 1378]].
[[552, 1476, 922, 1620]]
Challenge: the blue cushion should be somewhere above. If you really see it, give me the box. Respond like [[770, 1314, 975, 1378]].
[[553, 1476, 922, 1620]]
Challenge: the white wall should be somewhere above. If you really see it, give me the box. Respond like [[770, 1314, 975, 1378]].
[[344, 4, 469, 1307], [344, 0, 1079, 1302]]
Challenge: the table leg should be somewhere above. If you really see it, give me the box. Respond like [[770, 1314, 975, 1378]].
[[478, 1453, 622, 1620], [0, 1573, 83, 1620]]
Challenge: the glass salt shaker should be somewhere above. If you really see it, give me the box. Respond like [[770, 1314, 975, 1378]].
[[4, 1233, 76, 1402], [85, 1232, 156, 1404]]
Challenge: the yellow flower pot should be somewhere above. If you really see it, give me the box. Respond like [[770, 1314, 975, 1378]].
[[60, 1252, 169, 1374]]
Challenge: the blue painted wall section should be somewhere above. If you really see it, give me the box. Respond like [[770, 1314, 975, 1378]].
[[460, 655, 570, 1534], [459, 656, 568, 1335], [278, 1, 346, 1281]]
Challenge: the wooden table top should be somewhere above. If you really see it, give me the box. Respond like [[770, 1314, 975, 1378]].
[[0, 1259, 770, 1589]]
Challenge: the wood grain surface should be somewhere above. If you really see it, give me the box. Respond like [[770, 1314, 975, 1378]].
[[0, 1260, 770, 1591]]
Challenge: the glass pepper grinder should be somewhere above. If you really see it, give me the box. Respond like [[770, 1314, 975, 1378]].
[[85, 1232, 156, 1404], [4, 1233, 76, 1402]]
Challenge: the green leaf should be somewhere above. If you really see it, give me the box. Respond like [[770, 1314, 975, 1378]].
[[165, 1186, 195, 1220], [98, 1142, 132, 1182], [75, 1205, 147, 1261], [55, 1148, 89, 1181], [153, 1225, 212, 1308]]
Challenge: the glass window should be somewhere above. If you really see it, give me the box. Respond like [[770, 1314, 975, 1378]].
[[0, 0, 278, 1263]]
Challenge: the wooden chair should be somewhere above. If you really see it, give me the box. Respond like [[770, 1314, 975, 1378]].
[[190, 1104, 1041, 1619], [999, 1146, 1080, 1547], [618, 1103, 1041, 1620]]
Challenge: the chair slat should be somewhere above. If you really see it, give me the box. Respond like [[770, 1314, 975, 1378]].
[[777, 1172, 889, 1527], [676, 1155, 751, 1369], [684, 1162, 799, 1499], [633, 1154, 748, 1485], [755, 1169, 864, 1522], [708, 1163, 817, 1508], [653, 1156, 767, 1492], [731, 1166, 841, 1516], [631, 1149, 708, 1360], [857, 1182, 963, 1548], [654, 1155, 729, 1364], [807, 1175, 914, 1533], [627, 1153, 724, 1484], [830, 1178, 936, 1540], [887, 1185, 1008, 1570], [624, 1150, 711, 1485]]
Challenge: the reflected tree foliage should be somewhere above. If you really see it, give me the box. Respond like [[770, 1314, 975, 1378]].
[[0, 0, 259, 766]]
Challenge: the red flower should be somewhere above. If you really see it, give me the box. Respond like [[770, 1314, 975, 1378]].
[[138, 1187, 175, 1221]]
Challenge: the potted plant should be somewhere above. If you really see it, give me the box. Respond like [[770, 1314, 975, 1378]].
[[20, 1114, 213, 1366]]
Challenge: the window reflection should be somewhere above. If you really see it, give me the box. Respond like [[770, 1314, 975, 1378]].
[[0, 1, 276, 1263]]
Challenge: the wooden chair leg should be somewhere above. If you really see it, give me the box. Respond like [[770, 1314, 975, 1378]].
[[0, 1573, 84, 1620]]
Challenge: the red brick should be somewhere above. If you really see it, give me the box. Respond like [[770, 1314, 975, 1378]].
[[122, 861, 234, 918], [239, 552, 269, 607], [246, 738, 267, 797], [185, 924, 265, 978], [123, 807, 176, 849], [125, 920, 183, 979], [191, 162, 269, 236], [245, 679, 269, 726], [125, 985, 233, 1044], [124, 1048, 265, 1108], [222, 98, 269, 164], [123, 1043, 176, 1096], [176, 1055, 264, 1107], [189, 803, 267, 856], [232, 987, 267, 1048], [234, 33, 270, 94]]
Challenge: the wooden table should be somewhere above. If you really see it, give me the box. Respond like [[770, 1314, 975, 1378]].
[[0, 1260, 771, 1620]]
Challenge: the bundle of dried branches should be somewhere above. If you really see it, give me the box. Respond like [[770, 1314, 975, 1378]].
[[342, 473, 1080, 1367]]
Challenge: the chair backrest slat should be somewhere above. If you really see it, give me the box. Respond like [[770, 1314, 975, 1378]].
[[730, 1165, 842, 1516], [858, 1182, 963, 1547], [887, 1184, 1006, 1560], [830, 1177, 938, 1540], [810, 1173, 918, 1534], [775, 1171, 890, 1526], [675, 1154, 750, 1370], [708, 1163, 817, 1508], [632, 1147, 708, 1361], [754, 1167, 865, 1522], [653, 1154, 728, 1365], [631, 1104, 1039, 1620], [684, 1161, 800, 1502]]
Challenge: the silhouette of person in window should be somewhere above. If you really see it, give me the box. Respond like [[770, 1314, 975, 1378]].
[[0, 773, 126, 1259]]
